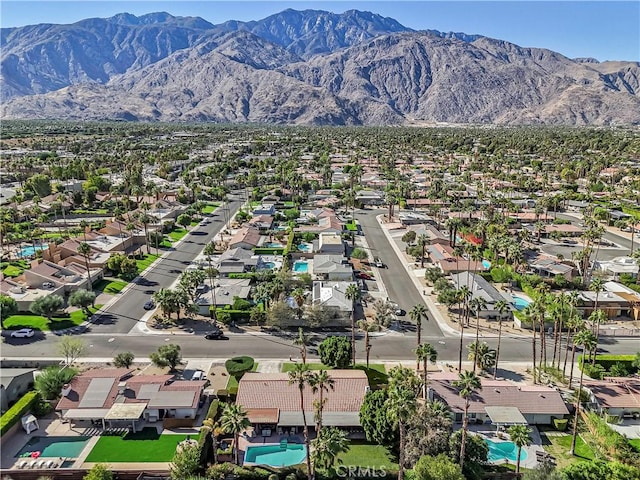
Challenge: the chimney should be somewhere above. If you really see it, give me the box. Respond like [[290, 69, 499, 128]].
[[61, 384, 72, 397]]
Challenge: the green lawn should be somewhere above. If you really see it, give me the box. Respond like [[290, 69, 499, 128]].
[[337, 441, 397, 469], [630, 439, 640, 453], [541, 433, 595, 468], [135, 254, 159, 272], [190, 220, 200, 226], [85, 428, 189, 462], [202, 203, 219, 214], [4, 306, 101, 331], [95, 279, 128, 294], [168, 228, 188, 241], [1, 260, 29, 277]]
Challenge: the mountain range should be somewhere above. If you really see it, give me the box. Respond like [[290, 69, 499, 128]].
[[1, 9, 639, 125]]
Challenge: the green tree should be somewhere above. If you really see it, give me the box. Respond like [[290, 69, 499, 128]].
[[507, 424, 532, 474], [170, 442, 201, 479], [570, 329, 597, 456], [414, 454, 464, 480], [204, 241, 219, 324], [409, 303, 429, 349], [493, 299, 510, 379], [177, 213, 192, 228], [178, 269, 207, 304], [415, 343, 438, 399], [288, 363, 313, 480], [453, 370, 482, 471], [402, 230, 417, 244], [467, 341, 497, 372], [34, 366, 77, 400], [345, 283, 360, 365], [57, 335, 85, 366], [405, 401, 452, 465], [68, 289, 96, 313], [83, 463, 113, 480], [219, 403, 250, 465], [311, 426, 350, 472], [318, 336, 352, 368], [150, 344, 182, 371], [0, 294, 18, 328], [448, 431, 489, 480], [113, 352, 135, 368], [350, 247, 368, 260], [309, 369, 335, 434], [359, 389, 398, 447], [77, 241, 94, 287], [30, 294, 64, 321]]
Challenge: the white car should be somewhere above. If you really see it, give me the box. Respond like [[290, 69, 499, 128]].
[[10, 328, 35, 338]]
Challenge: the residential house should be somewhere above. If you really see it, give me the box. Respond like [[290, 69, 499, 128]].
[[409, 224, 449, 246], [0, 368, 35, 413], [583, 377, 640, 418], [450, 272, 513, 320], [24, 259, 95, 292], [44, 238, 111, 270], [296, 212, 343, 235], [312, 255, 353, 281], [317, 232, 345, 255], [195, 278, 252, 315], [0, 276, 64, 311], [596, 257, 639, 281], [252, 205, 276, 216], [311, 281, 355, 326], [248, 215, 274, 232], [229, 226, 262, 250], [398, 212, 436, 226], [355, 190, 385, 206], [603, 281, 640, 321], [236, 370, 369, 435], [577, 290, 631, 319], [529, 255, 576, 281], [56, 369, 207, 430], [216, 248, 259, 277], [428, 373, 569, 425]]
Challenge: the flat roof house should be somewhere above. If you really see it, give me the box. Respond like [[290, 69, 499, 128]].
[[583, 377, 640, 418], [450, 272, 513, 319]]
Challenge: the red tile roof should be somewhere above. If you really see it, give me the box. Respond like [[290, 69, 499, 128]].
[[584, 379, 640, 409]]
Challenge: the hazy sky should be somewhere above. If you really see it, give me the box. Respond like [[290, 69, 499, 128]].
[[1, 1, 638, 62]]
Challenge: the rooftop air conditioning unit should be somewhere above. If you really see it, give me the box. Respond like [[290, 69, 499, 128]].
[[118, 382, 127, 395], [61, 384, 72, 397]]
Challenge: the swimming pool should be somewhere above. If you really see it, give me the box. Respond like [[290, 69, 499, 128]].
[[264, 242, 284, 248], [485, 438, 528, 463], [244, 443, 307, 467], [17, 436, 90, 459], [18, 245, 48, 258], [298, 243, 312, 252], [482, 260, 491, 269], [260, 261, 276, 270], [293, 261, 309, 273], [512, 295, 530, 311]]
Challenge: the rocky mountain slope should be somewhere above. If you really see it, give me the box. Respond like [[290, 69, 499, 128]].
[[1, 9, 639, 125]]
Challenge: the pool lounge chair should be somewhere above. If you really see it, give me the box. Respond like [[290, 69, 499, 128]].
[[46, 459, 56, 468], [17, 460, 28, 469]]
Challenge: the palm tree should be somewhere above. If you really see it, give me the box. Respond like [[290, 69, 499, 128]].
[[417, 233, 428, 268], [456, 286, 472, 371], [570, 329, 597, 456], [291, 287, 306, 323], [293, 327, 309, 365], [507, 424, 531, 475], [409, 303, 428, 351], [357, 319, 379, 368], [345, 283, 360, 366], [589, 309, 607, 364], [493, 300, 510, 379], [219, 403, 250, 465], [589, 277, 604, 331], [415, 343, 438, 399], [309, 370, 335, 434], [288, 363, 313, 480], [467, 341, 497, 373], [77, 241, 93, 288], [203, 242, 219, 324], [453, 370, 482, 470], [470, 296, 487, 371], [311, 426, 350, 472]]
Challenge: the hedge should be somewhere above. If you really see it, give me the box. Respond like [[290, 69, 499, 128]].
[[225, 356, 255, 377], [253, 247, 285, 255], [591, 354, 638, 373], [553, 418, 568, 431], [0, 391, 39, 436]]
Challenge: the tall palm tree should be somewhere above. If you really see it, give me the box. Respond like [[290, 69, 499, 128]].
[[417, 233, 428, 268], [409, 303, 428, 351], [309, 370, 335, 434], [345, 284, 360, 366], [357, 319, 379, 368], [470, 296, 487, 372], [77, 241, 93, 288], [415, 343, 438, 399], [570, 329, 597, 456], [589, 309, 607, 364], [203, 241, 219, 324], [291, 287, 306, 323], [468, 341, 497, 373], [288, 363, 313, 480], [493, 300, 509, 379], [293, 327, 309, 364], [507, 424, 531, 475], [219, 403, 251, 465], [457, 286, 472, 371], [589, 277, 604, 331], [453, 370, 482, 470]]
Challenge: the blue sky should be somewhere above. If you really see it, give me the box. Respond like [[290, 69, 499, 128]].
[[1, 1, 638, 61]]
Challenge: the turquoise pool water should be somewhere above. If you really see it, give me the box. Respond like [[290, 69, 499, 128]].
[[264, 242, 284, 248], [17, 436, 90, 459], [18, 245, 48, 257], [485, 439, 528, 463], [298, 243, 312, 252], [513, 296, 530, 311], [293, 261, 309, 273], [244, 443, 307, 467], [482, 260, 491, 269], [261, 261, 276, 270]]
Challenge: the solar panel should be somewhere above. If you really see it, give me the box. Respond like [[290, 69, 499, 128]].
[[138, 384, 160, 399], [79, 377, 114, 408]]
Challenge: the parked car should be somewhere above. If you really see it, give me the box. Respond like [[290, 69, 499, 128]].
[[356, 272, 373, 280], [10, 328, 35, 338], [143, 299, 156, 310], [205, 330, 227, 340]]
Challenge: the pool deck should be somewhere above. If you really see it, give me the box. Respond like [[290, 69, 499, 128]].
[[469, 425, 543, 470]]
